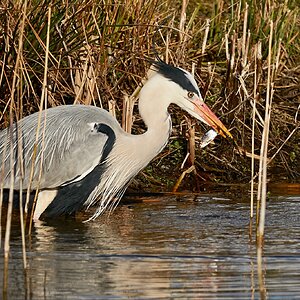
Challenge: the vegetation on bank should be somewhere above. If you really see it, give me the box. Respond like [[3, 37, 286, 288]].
[[0, 0, 299, 192]]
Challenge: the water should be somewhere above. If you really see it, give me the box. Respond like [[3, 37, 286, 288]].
[[1, 191, 300, 299]]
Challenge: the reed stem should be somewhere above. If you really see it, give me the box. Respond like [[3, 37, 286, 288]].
[[257, 20, 274, 241]]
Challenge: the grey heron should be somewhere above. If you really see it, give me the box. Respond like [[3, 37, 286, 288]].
[[0, 60, 232, 220]]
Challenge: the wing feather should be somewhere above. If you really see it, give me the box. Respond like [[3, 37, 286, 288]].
[[0, 105, 121, 190]]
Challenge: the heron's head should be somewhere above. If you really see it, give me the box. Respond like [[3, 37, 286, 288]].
[[151, 60, 232, 138]]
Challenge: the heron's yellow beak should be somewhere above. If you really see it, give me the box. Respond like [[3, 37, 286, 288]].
[[192, 98, 232, 138]]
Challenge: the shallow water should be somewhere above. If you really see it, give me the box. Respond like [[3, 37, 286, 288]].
[[1, 191, 300, 299]]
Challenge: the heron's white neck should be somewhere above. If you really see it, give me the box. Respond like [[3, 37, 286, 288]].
[[114, 74, 173, 171], [137, 73, 173, 152]]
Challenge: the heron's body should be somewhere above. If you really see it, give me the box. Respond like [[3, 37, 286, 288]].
[[0, 60, 232, 220], [1, 106, 118, 189]]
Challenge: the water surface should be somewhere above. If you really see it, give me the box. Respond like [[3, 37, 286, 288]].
[[1, 191, 300, 299]]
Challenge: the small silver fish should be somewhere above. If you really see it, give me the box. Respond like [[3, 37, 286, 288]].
[[200, 129, 218, 148]]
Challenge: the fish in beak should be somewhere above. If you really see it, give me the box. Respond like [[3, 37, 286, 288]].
[[192, 98, 232, 139]]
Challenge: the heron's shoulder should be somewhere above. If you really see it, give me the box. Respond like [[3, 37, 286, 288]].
[[46, 105, 111, 117], [23, 104, 111, 117], [21, 105, 120, 129]]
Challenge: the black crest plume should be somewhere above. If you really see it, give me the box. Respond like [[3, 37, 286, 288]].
[[150, 57, 199, 96]]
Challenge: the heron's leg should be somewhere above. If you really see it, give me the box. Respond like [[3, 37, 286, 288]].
[[33, 190, 58, 220]]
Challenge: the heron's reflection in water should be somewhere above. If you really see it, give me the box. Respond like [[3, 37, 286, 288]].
[[30, 203, 224, 299], [30, 206, 173, 298]]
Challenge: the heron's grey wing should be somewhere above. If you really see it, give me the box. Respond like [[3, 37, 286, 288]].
[[0, 105, 121, 190]]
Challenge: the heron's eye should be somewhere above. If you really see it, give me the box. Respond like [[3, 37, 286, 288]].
[[187, 91, 194, 99]]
